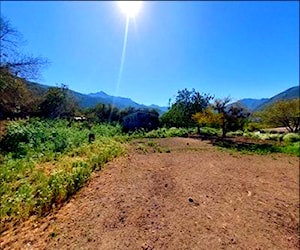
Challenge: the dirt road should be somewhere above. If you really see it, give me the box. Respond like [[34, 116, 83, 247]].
[[1, 138, 299, 249]]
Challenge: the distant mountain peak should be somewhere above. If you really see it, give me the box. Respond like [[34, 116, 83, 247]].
[[88, 91, 110, 98]]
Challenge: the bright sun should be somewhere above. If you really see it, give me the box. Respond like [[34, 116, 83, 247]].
[[118, 1, 142, 18]]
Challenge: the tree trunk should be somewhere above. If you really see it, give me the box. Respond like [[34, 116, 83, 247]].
[[197, 125, 200, 135], [221, 122, 226, 140]]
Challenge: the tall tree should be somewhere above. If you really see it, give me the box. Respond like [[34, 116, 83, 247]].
[[161, 88, 213, 128], [39, 84, 77, 119], [214, 98, 250, 138], [193, 98, 250, 138]]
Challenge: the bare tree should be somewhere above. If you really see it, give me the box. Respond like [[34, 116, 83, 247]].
[[0, 16, 49, 80]]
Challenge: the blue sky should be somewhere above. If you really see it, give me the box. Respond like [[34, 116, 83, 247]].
[[2, 1, 299, 106]]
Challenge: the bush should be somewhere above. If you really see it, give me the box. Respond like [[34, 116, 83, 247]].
[[227, 130, 244, 136], [280, 142, 300, 156], [200, 127, 220, 136], [283, 133, 300, 143], [245, 122, 263, 132]]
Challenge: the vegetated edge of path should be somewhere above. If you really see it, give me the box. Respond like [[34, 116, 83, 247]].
[[0, 137, 299, 250]]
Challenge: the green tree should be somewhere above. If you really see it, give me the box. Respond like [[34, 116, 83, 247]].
[[39, 84, 77, 119], [257, 99, 300, 132], [161, 88, 213, 128]]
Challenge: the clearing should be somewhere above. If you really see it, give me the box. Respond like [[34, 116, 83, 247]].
[[1, 137, 299, 249]]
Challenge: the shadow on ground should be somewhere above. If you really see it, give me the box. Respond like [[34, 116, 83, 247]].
[[189, 134, 281, 154]]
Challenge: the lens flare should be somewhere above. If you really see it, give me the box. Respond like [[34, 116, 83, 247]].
[[118, 1, 142, 18], [110, 2, 142, 119]]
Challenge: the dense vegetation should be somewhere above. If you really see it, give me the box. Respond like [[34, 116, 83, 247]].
[[0, 119, 126, 231]]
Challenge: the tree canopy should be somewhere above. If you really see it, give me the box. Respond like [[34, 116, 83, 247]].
[[256, 99, 300, 132], [193, 98, 250, 137], [161, 88, 213, 128]]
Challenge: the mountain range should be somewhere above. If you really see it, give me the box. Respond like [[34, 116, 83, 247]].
[[25, 81, 169, 114], [237, 86, 299, 111], [26, 81, 298, 114]]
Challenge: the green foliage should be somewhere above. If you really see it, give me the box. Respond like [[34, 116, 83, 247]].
[[220, 131, 299, 156], [0, 119, 125, 229], [200, 127, 220, 136], [39, 84, 77, 119], [217, 141, 281, 155], [161, 88, 213, 128], [129, 127, 194, 139], [280, 142, 300, 156], [192, 106, 222, 129], [245, 122, 263, 132], [283, 133, 300, 143], [257, 99, 300, 132], [227, 130, 244, 136]]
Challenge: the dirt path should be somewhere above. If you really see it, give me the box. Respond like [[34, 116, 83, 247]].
[[1, 138, 299, 249]]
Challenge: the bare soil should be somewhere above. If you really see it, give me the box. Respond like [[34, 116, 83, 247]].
[[1, 137, 299, 249]]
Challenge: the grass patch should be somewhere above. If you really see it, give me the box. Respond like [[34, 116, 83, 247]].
[[215, 140, 299, 156], [217, 141, 280, 155], [280, 142, 300, 156], [128, 127, 195, 139]]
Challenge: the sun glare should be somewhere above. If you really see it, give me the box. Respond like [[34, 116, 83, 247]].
[[118, 1, 142, 18]]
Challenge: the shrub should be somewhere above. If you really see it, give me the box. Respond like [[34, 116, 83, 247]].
[[200, 127, 220, 136], [283, 133, 300, 143], [245, 122, 263, 132], [227, 130, 244, 136]]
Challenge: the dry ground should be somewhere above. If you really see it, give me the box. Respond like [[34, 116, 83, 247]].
[[0, 137, 299, 249]]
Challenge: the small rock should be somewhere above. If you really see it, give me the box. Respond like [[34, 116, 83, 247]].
[[206, 214, 212, 219]]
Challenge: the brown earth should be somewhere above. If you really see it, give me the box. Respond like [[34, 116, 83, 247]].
[[0, 137, 299, 249]]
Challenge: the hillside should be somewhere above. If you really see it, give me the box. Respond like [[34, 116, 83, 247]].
[[237, 85, 299, 111], [25, 81, 298, 114], [25, 81, 168, 114], [255, 86, 299, 110], [238, 98, 269, 111]]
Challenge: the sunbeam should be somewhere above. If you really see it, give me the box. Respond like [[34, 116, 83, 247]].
[[109, 16, 130, 120]]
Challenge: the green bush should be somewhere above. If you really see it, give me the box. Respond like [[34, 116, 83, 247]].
[[280, 142, 300, 156], [227, 130, 244, 136], [283, 133, 300, 143], [200, 127, 220, 136], [245, 122, 263, 132]]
